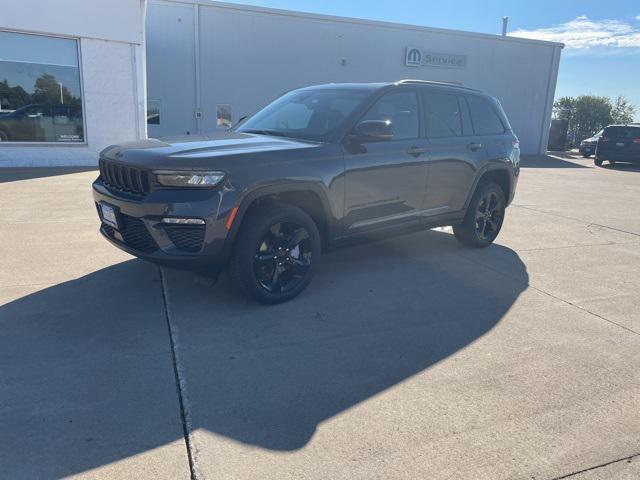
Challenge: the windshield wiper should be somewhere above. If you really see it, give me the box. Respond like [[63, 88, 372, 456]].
[[241, 129, 287, 137]]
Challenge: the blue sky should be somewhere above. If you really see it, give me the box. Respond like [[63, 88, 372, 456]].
[[223, 0, 640, 120]]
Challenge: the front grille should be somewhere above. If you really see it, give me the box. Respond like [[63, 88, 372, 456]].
[[164, 225, 205, 252], [101, 213, 158, 253], [99, 158, 150, 195]]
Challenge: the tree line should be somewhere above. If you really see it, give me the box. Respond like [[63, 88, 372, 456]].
[[553, 95, 637, 147]]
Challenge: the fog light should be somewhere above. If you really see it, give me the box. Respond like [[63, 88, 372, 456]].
[[161, 217, 205, 225]]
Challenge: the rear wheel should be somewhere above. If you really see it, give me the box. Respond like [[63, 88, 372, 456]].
[[229, 202, 321, 304], [453, 182, 506, 248]]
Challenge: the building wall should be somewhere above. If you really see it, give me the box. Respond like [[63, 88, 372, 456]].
[[147, 0, 562, 155], [0, 0, 146, 167]]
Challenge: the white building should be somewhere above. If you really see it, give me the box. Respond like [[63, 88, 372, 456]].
[[0, 0, 562, 167]]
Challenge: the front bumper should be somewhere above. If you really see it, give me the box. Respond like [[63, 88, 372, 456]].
[[92, 179, 233, 271], [579, 144, 596, 154]]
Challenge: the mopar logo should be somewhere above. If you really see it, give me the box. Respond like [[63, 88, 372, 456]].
[[406, 48, 422, 66]]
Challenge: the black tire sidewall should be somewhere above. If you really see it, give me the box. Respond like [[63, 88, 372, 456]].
[[230, 203, 321, 304]]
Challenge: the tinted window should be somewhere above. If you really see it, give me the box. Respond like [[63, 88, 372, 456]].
[[604, 126, 640, 139], [0, 31, 84, 142], [467, 95, 505, 135], [361, 91, 419, 140], [238, 88, 368, 141], [422, 93, 462, 138]]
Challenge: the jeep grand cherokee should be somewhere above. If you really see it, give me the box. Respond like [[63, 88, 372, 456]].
[[93, 80, 520, 303]]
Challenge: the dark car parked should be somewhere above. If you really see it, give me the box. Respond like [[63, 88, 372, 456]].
[[93, 80, 520, 303], [595, 125, 640, 167], [579, 129, 602, 157]]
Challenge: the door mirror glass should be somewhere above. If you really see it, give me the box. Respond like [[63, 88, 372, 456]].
[[352, 120, 394, 141]]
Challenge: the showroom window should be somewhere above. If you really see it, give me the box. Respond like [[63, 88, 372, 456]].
[[0, 31, 84, 143]]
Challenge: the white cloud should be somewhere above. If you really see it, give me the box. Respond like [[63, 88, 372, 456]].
[[509, 16, 640, 51]]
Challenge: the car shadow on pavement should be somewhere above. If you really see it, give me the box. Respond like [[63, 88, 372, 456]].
[[163, 229, 530, 451], [521, 154, 588, 168], [0, 230, 528, 477]]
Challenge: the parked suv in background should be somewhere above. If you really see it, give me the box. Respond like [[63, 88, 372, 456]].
[[579, 130, 602, 157], [595, 125, 640, 167], [93, 80, 520, 303]]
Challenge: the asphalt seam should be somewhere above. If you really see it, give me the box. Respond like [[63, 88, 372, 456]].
[[457, 253, 640, 337], [513, 204, 640, 239], [159, 267, 202, 480], [547, 452, 639, 479]]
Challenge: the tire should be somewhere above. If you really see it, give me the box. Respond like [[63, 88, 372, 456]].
[[594, 157, 603, 166], [582, 153, 591, 158], [453, 182, 506, 248], [228, 202, 321, 304]]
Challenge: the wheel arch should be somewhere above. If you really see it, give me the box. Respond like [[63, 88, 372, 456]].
[[227, 183, 335, 253], [464, 166, 513, 211]]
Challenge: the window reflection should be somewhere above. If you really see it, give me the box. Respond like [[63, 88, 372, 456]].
[[0, 31, 84, 143]]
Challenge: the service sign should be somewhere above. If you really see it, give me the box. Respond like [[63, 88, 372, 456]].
[[405, 48, 467, 69]]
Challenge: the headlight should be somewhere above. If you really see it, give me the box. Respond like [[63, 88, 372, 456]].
[[154, 170, 225, 188]]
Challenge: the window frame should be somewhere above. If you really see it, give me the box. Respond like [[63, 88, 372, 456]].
[[350, 87, 423, 143], [0, 29, 88, 147]]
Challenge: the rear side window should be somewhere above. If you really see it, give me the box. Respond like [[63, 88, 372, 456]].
[[459, 96, 474, 136], [467, 95, 505, 135], [603, 126, 640, 139], [422, 93, 462, 138], [362, 91, 419, 140]]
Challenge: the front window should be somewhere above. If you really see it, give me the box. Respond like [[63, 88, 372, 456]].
[[237, 88, 368, 141], [0, 31, 84, 143]]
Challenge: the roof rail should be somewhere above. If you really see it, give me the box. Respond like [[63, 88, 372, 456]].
[[394, 79, 480, 91]]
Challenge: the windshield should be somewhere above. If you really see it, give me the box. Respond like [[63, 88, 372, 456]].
[[236, 88, 369, 141]]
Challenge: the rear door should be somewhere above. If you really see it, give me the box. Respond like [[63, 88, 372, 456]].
[[421, 91, 484, 214], [343, 89, 430, 231]]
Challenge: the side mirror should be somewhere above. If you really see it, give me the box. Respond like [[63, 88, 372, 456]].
[[351, 120, 393, 142]]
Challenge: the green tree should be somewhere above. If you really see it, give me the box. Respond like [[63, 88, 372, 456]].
[[611, 95, 636, 125], [554, 95, 616, 147], [32, 73, 75, 105]]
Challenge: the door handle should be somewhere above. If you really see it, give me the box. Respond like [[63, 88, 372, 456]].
[[407, 146, 427, 156], [467, 142, 483, 152]]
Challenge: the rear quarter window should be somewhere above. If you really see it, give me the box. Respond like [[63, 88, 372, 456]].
[[466, 95, 506, 135]]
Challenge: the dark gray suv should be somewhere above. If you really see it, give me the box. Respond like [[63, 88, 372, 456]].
[[93, 80, 520, 303]]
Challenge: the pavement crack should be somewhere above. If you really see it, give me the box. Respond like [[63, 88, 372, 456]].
[[159, 267, 202, 480], [513, 204, 640, 239], [548, 452, 639, 479], [457, 253, 640, 337]]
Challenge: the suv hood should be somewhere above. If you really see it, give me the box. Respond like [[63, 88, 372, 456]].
[[100, 130, 320, 168]]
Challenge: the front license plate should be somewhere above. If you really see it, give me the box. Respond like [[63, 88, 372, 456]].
[[616, 142, 625, 147], [100, 203, 118, 229]]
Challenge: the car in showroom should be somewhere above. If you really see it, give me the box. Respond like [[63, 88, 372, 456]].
[[595, 124, 640, 167], [578, 129, 603, 157], [93, 80, 520, 303]]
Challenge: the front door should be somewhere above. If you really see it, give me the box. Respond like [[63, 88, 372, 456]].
[[343, 90, 429, 232]]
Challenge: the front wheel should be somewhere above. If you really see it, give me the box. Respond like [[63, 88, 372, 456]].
[[453, 182, 506, 248], [229, 202, 321, 304]]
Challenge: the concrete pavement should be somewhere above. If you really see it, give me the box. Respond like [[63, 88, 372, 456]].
[[1, 154, 639, 479]]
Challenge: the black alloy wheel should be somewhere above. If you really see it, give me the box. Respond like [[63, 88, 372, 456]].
[[229, 202, 321, 304], [474, 190, 504, 242], [453, 182, 506, 247], [253, 221, 313, 294]]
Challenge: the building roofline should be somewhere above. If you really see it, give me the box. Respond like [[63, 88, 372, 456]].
[[150, 0, 565, 49]]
